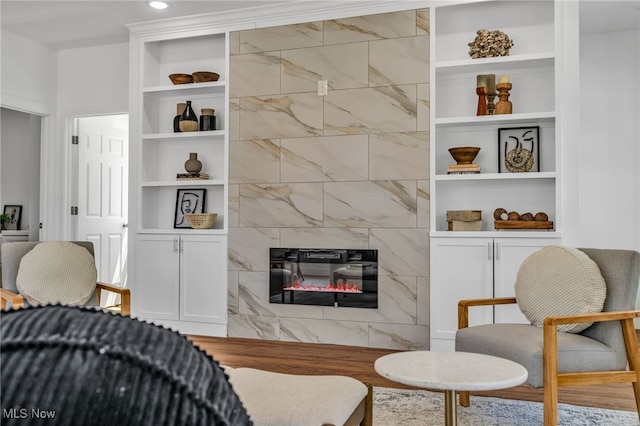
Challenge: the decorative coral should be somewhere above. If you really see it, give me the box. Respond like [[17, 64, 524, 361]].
[[468, 29, 514, 59]]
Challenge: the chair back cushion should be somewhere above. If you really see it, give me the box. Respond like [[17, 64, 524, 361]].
[[515, 245, 606, 333], [16, 242, 97, 306]]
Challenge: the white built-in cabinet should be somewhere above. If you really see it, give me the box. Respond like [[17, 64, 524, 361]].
[[429, 0, 564, 350], [430, 236, 560, 351], [128, 20, 230, 336], [136, 234, 227, 335]]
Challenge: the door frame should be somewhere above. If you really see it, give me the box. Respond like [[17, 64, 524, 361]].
[[65, 112, 130, 288]]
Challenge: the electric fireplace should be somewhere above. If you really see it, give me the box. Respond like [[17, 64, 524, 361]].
[[269, 248, 378, 308]]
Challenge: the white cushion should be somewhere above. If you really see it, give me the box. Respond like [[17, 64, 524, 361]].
[[226, 367, 367, 426], [17, 242, 97, 306], [515, 246, 606, 333]]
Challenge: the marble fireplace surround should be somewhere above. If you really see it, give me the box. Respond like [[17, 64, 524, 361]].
[[227, 7, 430, 350]]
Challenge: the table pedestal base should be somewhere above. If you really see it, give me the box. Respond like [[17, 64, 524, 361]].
[[444, 390, 457, 426]]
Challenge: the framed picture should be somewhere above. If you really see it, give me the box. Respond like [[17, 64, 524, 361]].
[[2, 205, 22, 231], [174, 189, 206, 228], [498, 126, 540, 173]]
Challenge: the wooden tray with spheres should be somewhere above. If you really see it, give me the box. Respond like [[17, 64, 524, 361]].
[[494, 220, 554, 230]]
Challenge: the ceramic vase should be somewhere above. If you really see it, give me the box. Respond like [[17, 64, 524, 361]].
[[199, 108, 216, 131], [174, 103, 187, 133], [184, 153, 202, 174], [179, 101, 198, 132]]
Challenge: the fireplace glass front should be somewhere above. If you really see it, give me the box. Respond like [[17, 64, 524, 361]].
[[269, 248, 378, 308]]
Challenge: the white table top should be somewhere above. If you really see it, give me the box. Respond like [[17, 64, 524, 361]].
[[375, 351, 528, 392]]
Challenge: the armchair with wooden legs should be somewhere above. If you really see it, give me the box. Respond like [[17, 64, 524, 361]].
[[456, 248, 640, 426], [0, 241, 130, 315]]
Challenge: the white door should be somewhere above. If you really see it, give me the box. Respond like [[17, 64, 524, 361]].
[[77, 115, 128, 290]]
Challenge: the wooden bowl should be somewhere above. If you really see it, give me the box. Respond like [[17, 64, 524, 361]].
[[192, 71, 220, 83], [169, 73, 194, 85], [448, 146, 480, 164]]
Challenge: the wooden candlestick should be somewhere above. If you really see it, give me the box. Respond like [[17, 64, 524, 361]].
[[476, 86, 488, 116], [495, 82, 512, 115], [487, 92, 497, 115]]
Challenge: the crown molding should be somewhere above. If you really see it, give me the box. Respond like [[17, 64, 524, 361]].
[[127, 1, 426, 39]]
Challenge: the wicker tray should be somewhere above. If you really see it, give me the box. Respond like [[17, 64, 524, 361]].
[[185, 213, 217, 229]]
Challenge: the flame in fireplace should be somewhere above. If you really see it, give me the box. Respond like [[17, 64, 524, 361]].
[[283, 277, 363, 293]]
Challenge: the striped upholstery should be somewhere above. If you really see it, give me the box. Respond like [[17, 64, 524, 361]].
[[16, 241, 97, 306], [515, 246, 606, 333]]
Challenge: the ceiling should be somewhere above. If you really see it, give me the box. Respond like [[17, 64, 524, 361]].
[[1, 1, 639, 51], [0, 1, 289, 50]]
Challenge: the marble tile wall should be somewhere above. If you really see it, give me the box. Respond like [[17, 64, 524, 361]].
[[228, 8, 431, 350]]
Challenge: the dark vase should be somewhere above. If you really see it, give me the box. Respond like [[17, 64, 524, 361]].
[[179, 101, 198, 132], [199, 108, 216, 131], [173, 103, 186, 133]]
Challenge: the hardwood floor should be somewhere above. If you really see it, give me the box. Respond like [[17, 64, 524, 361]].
[[188, 335, 639, 413]]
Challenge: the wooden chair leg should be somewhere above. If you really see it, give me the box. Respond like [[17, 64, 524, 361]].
[[621, 318, 640, 419], [459, 390, 470, 407], [543, 323, 559, 426], [363, 382, 373, 426]]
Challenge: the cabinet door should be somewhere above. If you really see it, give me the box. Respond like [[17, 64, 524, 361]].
[[179, 235, 227, 324], [430, 237, 493, 351], [137, 234, 179, 320], [493, 237, 560, 323]]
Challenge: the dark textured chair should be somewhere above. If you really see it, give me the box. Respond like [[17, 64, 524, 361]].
[[456, 248, 640, 426], [0, 241, 130, 315], [1, 305, 251, 425]]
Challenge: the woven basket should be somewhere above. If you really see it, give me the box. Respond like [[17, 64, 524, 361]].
[[185, 213, 217, 229]]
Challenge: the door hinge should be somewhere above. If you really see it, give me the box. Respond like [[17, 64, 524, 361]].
[[72, 135, 79, 145], [70, 206, 78, 216]]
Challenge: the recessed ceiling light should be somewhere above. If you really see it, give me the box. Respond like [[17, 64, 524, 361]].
[[148, 1, 169, 10]]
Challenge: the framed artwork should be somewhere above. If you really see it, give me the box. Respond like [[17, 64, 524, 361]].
[[2, 205, 22, 231], [498, 126, 540, 173], [174, 189, 206, 228]]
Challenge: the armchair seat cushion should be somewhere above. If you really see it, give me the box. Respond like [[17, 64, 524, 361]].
[[225, 367, 369, 426], [515, 246, 607, 333], [16, 242, 97, 306], [456, 323, 627, 388]]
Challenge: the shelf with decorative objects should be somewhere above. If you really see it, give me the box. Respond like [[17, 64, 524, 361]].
[[127, 19, 230, 336], [429, 0, 564, 351], [430, 0, 559, 236]]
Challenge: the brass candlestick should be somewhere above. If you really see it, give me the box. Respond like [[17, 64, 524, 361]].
[[476, 86, 488, 116], [495, 82, 512, 115]]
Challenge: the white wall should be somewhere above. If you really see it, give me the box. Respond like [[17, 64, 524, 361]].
[[57, 43, 129, 116], [1, 30, 57, 114], [56, 42, 129, 238], [0, 108, 41, 239], [579, 29, 640, 250]]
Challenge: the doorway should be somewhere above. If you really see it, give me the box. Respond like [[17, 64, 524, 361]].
[[73, 114, 129, 291]]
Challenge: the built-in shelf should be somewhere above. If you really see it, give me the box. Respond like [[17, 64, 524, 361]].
[[435, 52, 555, 75], [143, 80, 226, 96], [138, 228, 227, 235], [435, 111, 555, 127], [142, 131, 225, 140], [142, 179, 225, 187], [434, 171, 556, 182]]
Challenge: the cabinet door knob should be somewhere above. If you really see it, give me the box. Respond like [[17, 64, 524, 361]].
[[173, 238, 178, 253]]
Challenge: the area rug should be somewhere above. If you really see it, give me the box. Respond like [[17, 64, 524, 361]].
[[373, 387, 639, 425]]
